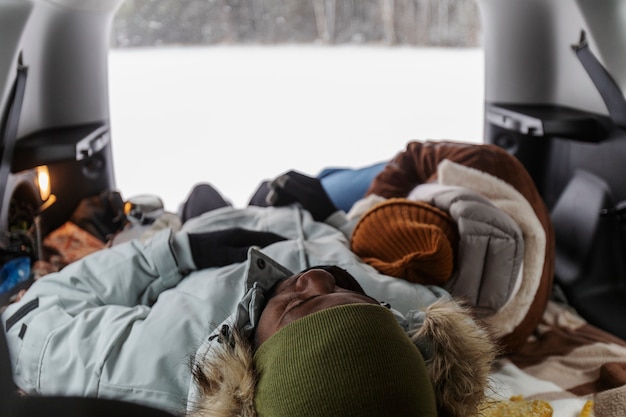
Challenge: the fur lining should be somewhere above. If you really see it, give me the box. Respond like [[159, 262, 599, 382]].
[[187, 331, 257, 417], [346, 194, 386, 221], [411, 298, 498, 417]]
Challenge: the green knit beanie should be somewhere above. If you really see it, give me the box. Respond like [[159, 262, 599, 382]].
[[254, 304, 437, 416]]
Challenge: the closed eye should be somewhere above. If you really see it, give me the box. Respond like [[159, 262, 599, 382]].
[[285, 292, 301, 308]]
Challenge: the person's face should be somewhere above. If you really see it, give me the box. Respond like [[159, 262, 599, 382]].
[[255, 266, 379, 347]]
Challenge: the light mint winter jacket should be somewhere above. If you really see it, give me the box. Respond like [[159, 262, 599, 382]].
[[1, 205, 450, 414]]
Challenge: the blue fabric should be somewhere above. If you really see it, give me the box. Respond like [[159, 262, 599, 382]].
[[0, 257, 31, 295], [318, 162, 387, 212]]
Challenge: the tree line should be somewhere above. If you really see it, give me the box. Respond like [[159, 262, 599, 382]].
[[112, 0, 480, 48]]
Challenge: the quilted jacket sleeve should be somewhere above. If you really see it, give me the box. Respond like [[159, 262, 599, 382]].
[[1, 229, 190, 412]]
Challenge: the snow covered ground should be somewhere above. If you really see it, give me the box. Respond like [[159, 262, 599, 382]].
[[108, 45, 484, 210]]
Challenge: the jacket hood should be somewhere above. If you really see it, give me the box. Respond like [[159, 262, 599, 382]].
[[437, 160, 547, 346], [187, 329, 257, 417], [187, 298, 496, 417]]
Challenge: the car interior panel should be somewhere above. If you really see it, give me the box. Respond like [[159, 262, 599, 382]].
[[1, 0, 626, 415]]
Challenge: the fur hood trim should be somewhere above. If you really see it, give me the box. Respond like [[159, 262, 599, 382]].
[[188, 299, 495, 417], [187, 330, 258, 417], [410, 298, 497, 417]]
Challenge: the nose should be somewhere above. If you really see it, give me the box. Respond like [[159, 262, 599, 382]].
[[295, 268, 336, 298]]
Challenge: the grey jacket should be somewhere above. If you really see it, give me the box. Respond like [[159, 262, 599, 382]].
[[1, 205, 449, 414], [408, 182, 525, 318]]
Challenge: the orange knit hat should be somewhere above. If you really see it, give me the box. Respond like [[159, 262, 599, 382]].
[[351, 198, 459, 285]]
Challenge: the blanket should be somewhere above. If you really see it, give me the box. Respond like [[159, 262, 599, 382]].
[[488, 300, 626, 417]]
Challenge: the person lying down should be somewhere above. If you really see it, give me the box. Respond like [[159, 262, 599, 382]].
[[2, 142, 543, 416]]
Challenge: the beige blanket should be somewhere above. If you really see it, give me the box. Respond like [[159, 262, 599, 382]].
[[487, 300, 626, 417]]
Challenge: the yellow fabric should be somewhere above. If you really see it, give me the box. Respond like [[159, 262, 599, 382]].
[[480, 396, 553, 417], [480, 396, 595, 417]]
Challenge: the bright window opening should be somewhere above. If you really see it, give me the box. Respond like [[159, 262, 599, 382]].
[[109, 0, 484, 209]]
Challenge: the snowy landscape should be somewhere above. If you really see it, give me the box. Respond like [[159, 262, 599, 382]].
[[108, 45, 484, 210]]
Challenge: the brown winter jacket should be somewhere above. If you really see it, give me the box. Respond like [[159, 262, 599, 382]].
[[366, 140, 555, 353]]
